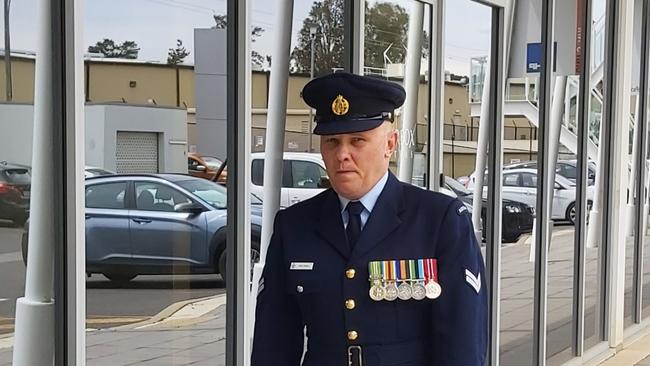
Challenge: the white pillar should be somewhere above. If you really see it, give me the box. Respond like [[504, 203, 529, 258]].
[[13, 0, 55, 363], [607, 0, 635, 347], [397, 1, 424, 183], [472, 61, 491, 239], [626, 96, 641, 236], [249, 0, 293, 353]]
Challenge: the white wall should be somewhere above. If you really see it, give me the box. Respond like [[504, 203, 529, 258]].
[[0, 103, 34, 166], [90, 103, 188, 173], [194, 28, 228, 160], [0, 103, 187, 173], [509, 0, 577, 78]]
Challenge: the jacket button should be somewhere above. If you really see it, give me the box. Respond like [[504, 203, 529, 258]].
[[296, 286, 304, 293], [345, 299, 356, 310], [346, 268, 356, 279], [347, 330, 358, 341]]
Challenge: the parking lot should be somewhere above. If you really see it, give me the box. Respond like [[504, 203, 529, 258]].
[[0, 225, 226, 335]]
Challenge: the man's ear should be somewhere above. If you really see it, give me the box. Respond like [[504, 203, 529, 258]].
[[386, 128, 398, 157]]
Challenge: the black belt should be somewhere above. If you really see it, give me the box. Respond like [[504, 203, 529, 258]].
[[341, 338, 429, 366]]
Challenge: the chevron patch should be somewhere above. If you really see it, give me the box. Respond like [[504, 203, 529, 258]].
[[465, 269, 481, 294]]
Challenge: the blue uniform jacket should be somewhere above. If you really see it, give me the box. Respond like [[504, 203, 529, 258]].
[[252, 172, 487, 366]]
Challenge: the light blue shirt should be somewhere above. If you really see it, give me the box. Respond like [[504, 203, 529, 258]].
[[338, 171, 389, 230]]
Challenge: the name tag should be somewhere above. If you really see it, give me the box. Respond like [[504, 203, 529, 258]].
[[290, 262, 314, 270]]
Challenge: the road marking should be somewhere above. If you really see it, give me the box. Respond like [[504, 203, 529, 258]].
[[0, 251, 22, 264], [0, 299, 8, 302]]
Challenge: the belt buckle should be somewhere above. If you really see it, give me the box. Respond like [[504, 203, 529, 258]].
[[347, 345, 362, 366]]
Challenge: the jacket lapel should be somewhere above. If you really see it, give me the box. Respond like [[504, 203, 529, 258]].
[[353, 173, 405, 258], [316, 189, 350, 258]]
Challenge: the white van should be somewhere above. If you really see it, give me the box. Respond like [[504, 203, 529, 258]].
[[250, 152, 330, 207]]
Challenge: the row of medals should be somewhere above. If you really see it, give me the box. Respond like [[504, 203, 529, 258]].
[[369, 279, 442, 301]]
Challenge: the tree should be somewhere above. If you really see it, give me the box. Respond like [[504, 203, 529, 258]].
[[167, 39, 190, 65], [290, 0, 345, 76], [88, 38, 140, 59], [212, 14, 268, 68], [291, 2, 430, 75], [364, 3, 409, 69]]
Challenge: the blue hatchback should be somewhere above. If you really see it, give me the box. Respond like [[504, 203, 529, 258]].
[[23, 174, 262, 284]]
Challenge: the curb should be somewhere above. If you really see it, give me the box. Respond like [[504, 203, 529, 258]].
[[108, 293, 227, 331]]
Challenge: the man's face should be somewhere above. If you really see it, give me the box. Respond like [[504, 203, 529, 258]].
[[320, 122, 398, 200]]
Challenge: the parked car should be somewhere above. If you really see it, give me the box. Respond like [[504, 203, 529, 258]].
[[188, 153, 227, 183], [466, 159, 597, 189], [84, 166, 116, 178], [0, 161, 31, 226], [250, 152, 330, 207], [22, 174, 262, 283], [444, 176, 535, 243], [485, 168, 593, 224]]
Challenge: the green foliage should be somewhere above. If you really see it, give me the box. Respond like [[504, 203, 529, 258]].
[[290, 0, 345, 76], [212, 14, 267, 68], [88, 38, 140, 59], [167, 39, 190, 65]]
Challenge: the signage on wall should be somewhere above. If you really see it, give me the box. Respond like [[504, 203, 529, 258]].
[[527, 42, 558, 73]]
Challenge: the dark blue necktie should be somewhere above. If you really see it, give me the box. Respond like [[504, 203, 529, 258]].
[[346, 201, 365, 251]]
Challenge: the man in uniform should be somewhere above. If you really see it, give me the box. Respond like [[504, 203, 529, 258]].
[[252, 72, 487, 366]]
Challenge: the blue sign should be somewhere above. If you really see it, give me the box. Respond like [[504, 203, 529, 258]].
[[527, 43, 542, 73], [527, 42, 557, 73]]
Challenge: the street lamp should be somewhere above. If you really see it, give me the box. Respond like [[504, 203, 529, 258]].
[[308, 25, 317, 152]]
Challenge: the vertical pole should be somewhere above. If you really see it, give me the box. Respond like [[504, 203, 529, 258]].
[[397, 1, 424, 183], [486, 7, 505, 366], [632, 0, 650, 325], [573, 0, 592, 356], [427, 0, 444, 192], [13, 0, 56, 363], [249, 0, 294, 358], [533, 0, 555, 363], [226, 0, 252, 364], [308, 29, 315, 153], [3, 0, 12, 101], [600, 0, 634, 347], [343, 0, 364, 75]]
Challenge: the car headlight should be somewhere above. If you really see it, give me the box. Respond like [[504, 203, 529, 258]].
[[504, 204, 521, 213]]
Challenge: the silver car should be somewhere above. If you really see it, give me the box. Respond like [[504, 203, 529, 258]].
[[23, 174, 262, 284]]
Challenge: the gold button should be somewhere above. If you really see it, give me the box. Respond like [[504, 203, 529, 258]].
[[345, 299, 356, 310], [347, 330, 358, 341], [346, 268, 356, 279]]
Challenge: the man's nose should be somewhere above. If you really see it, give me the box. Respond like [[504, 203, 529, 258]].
[[336, 145, 351, 161]]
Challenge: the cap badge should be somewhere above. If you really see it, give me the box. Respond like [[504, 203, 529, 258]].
[[331, 94, 350, 116]]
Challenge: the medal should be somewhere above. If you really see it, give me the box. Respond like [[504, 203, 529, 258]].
[[397, 260, 412, 300], [424, 258, 442, 299], [384, 261, 398, 301], [411, 259, 426, 300], [368, 261, 385, 301]]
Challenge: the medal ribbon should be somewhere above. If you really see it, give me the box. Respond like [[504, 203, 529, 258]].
[[418, 259, 425, 281], [399, 260, 407, 282], [408, 259, 417, 282], [432, 259, 439, 283]]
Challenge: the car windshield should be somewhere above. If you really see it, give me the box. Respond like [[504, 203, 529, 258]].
[[1, 168, 31, 184], [176, 179, 262, 209], [446, 176, 471, 196], [201, 156, 223, 170]]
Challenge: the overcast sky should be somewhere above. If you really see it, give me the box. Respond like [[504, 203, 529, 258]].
[[1, 0, 605, 76]]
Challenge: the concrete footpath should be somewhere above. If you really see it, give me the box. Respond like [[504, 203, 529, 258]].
[[0, 296, 228, 366]]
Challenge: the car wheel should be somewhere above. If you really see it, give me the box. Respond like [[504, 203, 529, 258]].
[[103, 273, 137, 284], [218, 239, 261, 284], [20, 222, 29, 266], [567, 201, 593, 225]]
